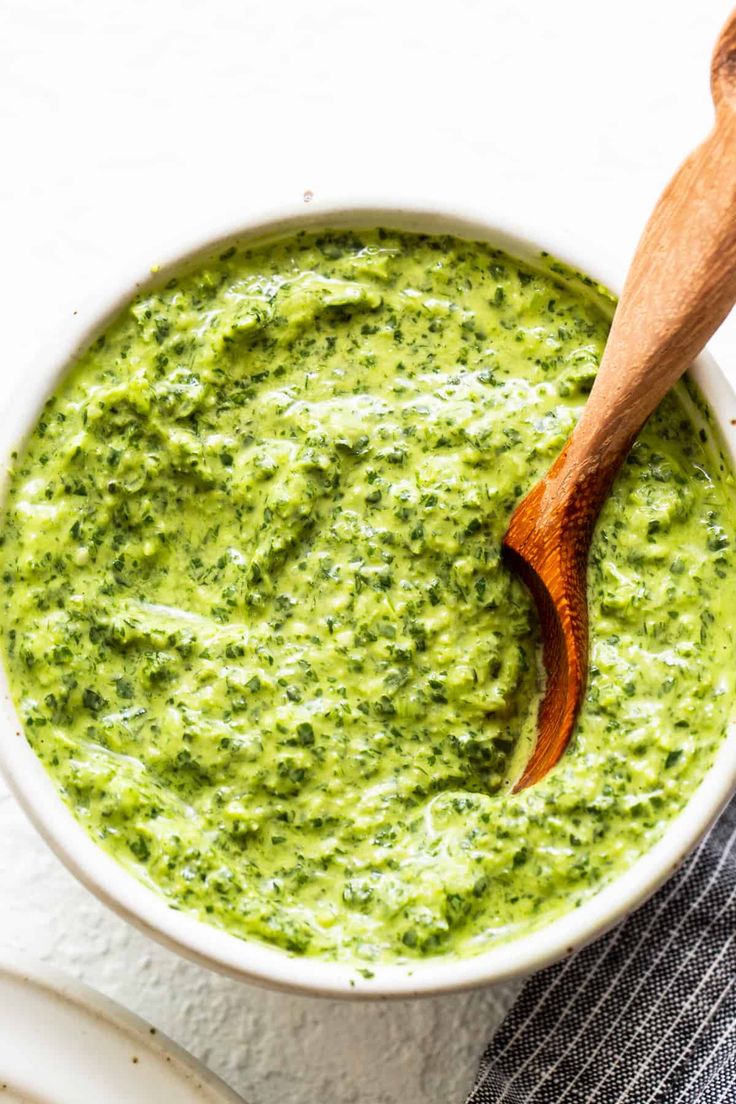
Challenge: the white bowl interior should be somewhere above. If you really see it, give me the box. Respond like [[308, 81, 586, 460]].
[[1, 200, 735, 998]]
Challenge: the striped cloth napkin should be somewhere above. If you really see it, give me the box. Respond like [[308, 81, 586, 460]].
[[466, 798, 736, 1103]]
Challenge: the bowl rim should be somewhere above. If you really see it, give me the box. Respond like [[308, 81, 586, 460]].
[[0, 951, 243, 1101], [1, 196, 735, 999]]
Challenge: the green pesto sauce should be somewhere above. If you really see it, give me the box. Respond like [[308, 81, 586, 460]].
[[2, 229, 736, 962]]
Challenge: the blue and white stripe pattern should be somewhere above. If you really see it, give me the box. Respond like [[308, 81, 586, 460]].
[[467, 799, 736, 1103]]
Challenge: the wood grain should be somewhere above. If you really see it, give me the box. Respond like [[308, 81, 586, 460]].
[[504, 8, 736, 791]]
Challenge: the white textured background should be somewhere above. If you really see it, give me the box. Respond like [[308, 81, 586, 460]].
[[2, 2, 736, 1101]]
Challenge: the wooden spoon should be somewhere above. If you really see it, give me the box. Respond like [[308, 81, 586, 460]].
[[504, 9, 736, 792]]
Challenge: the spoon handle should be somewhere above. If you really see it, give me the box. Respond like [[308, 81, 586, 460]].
[[558, 23, 736, 499]]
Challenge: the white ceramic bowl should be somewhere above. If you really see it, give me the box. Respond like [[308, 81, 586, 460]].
[[1, 199, 735, 999]]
